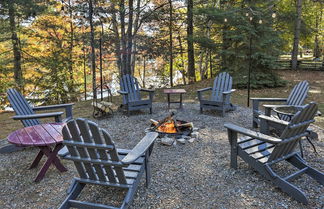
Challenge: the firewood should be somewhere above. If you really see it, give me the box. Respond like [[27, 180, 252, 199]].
[[153, 112, 175, 130], [177, 122, 193, 128], [150, 119, 159, 125]]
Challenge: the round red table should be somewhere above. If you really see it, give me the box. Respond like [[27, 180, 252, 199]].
[[7, 123, 68, 182]]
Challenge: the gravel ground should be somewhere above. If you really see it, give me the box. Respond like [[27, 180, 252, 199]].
[[0, 102, 323, 209]]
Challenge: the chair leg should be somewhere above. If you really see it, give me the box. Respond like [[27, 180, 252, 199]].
[[145, 151, 151, 187], [228, 129, 238, 169], [200, 107, 203, 114], [273, 176, 308, 204], [299, 140, 304, 158], [288, 155, 324, 185], [59, 180, 85, 209], [149, 107, 152, 114], [123, 180, 141, 209], [253, 119, 259, 128]]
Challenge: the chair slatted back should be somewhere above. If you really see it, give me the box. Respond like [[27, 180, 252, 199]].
[[280, 81, 309, 121], [120, 74, 141, 104], [62, 118, 127, 184], [286, 81, 309, 106], [7, 88, 40, 127], [268, 102, 317, 162], [211, 72, 233, 103]]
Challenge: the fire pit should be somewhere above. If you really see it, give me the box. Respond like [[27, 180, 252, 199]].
[[149, 112, 193, 137]]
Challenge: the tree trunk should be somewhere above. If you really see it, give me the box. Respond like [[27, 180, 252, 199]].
[[126, 0, 134, 75], [88, 0, 96, 99], [120, 0, 127, 75], [131, 0, 141, 75], [169, 0, 173, 87], [291, 0, 302, 70], [143, 56, 146, 88], [187, 0, 195, 83], [177, 33, 186, 85], [209, 49, 213, 78], [204, 50, 209, 79], [68, 0, 74, 82], [111, 3, 122, 75], [131, 41, 136, 75], [8, 2, 23, 90], [99, 21, 104, 100], [314, 4, 322, 58], [198, 51, 204, 80]]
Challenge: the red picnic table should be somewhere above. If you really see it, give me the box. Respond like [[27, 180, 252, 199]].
[[7, 123, 68, 182]]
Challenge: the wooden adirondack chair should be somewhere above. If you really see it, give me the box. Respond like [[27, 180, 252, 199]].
[[197, 72, 236, 116], [251, 80, 309, 128], [118, 74, 154, 115], [0, 88, 73, 154], [59, 118, 158, 209], [224, 102, 324, 204], [7, 88, 74, 127]]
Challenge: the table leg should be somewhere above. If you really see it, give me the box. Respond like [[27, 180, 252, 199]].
[[42, 144, 67, 172], [34, 144, 67, 182], [29, 150, 45, 169], [167, 94, 170, 109], [180, 93, 183, 109]]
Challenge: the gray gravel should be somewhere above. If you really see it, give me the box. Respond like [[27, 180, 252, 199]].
[[0, 102, 323, 209]]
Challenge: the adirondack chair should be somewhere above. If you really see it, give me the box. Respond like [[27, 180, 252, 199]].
[[224, 102, 324, 204], [118, 74, 154, 115], [251, 80, 309, 128], [197, 72, 236, 116], [0, 88, 73, 154], [7, 88, 74, 127], [59, 118, 158, 209]]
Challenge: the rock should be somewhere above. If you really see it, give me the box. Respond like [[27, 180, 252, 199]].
[[183, 135, 191, 139], [160, 137, 174, 146], [192, 127, 199, 131], [188, 138, 195, 143], [176, 138, 186, 144], [191, 131, 199, 139]]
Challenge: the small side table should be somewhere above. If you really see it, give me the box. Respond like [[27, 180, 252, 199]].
[[7, 123, 68, 182], [163, 89, 186, 109], [273, 106, 300, 120]]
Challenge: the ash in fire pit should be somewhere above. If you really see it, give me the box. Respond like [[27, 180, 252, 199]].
[[148, 112, 198, 146]]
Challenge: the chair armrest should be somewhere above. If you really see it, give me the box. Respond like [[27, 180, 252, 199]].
[[197, 87, 212, 93], [140, 88, 155, 92], [224, 123, 282, 144], [121, 132, 158, 164], [223, 89, 236, 95], [263, 104, 303, 109], [117, 90, 128, 95], [250, 97, 287, 102], [259, 115, 290, 126], [12, 112, 64, 120], [32, 103, 74, 111]]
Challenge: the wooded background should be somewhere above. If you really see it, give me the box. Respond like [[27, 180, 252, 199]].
[[0, 0, 323, 105]]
